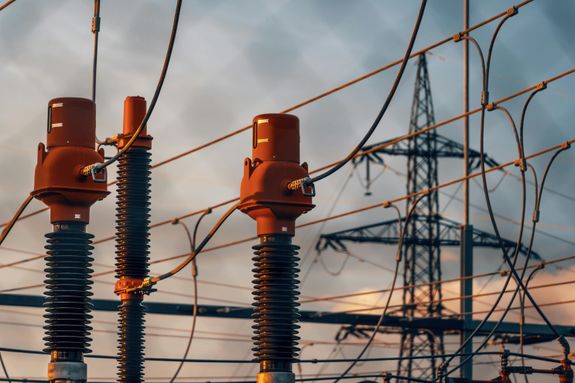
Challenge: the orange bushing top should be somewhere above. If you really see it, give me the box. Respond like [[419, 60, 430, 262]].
[[117, 96, 152, 150], [32, 97, 109, 223], [239, 114, 314, 236]]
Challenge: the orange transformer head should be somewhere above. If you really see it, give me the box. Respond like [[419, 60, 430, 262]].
[[117, 96, 152, 150], [239, 114, 314, 236], [32, 97, 109, 223]]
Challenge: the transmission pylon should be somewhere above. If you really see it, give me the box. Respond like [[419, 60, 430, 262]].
[[396, 53, 444, 378], [316, 54, 538, 380]]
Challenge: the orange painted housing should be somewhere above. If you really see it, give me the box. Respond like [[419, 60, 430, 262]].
[[239, 114, 314, 236], [32, 97, 109, 223], [117, 96, 152, 150]]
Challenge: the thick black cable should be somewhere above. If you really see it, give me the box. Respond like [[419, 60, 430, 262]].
[[81, 0, 182, 177], [333, 198, 424, 383], [0, 0, 15, 12], [443, 13, 569, 377], [519, 264, 543, 383], [442, 16, 529, 376], [479, 94, 566, 343], [437, 14, 529, 377], [301, 167, 355, 284], [290, 0, 428, 190], [169, 209, 212, 383], [0, 354, 10, 383], [150, 203, 239, 284]]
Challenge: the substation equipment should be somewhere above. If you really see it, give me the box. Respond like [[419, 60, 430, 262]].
[[113, 96, 152, 383], [32, 97, 109, 383], [239, 114, 314, 383]]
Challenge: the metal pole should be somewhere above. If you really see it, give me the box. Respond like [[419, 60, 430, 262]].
[[460, 0, 473, 379]]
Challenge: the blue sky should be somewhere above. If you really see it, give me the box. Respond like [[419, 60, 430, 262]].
[[1, 1, 575, 381]]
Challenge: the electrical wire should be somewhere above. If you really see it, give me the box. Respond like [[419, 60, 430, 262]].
[[0, 195, 33, 247], [4, 136, 575, 297], [80, 0, 183, 177], [437, 16, 532, 376], [519, 264, 543, 383], [148, 0, 532, 173], [0, 0, 15, 12], [442, 16, 570, 379], [288, 0, 428, 192], [460, 45, 569, 376], [148, 202, 239, 284], [0, 353, 10, 383], [322, 277, 575, 316], [301, 167, 355, 284], [333, 199, 422, 383], [169, 208, 211, 383], [0, 345, 560, 365], [3, 64, 573, 235]]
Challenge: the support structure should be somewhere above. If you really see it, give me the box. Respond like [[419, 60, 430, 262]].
[[114, 96, 153, 383], [316, 216, 540, 261], [32, 98, 109, 383], [461, 0, 473, 378], [0, 293, 572, 339], [239, 114, 314, 383]]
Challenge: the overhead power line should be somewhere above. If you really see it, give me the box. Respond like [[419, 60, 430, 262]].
[[0, 0, 536, 230], [3, 136, 574, 297], [0, 0, 16, 12]]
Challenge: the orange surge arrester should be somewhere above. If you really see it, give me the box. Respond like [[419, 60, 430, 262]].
[[239, 113, 315, 235], [32, 97, 109, 223]]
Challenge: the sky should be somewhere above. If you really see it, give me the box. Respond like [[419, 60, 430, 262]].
[[1, 0, 575, 381]]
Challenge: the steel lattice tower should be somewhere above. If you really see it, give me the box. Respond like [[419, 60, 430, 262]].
[[316, 53, 538, 379], [397, 53, 444, 378]]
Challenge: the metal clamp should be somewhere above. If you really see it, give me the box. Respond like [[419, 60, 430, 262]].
[[90, 163, 107, 183], [302, 178, 316, 197], [287, 176, 315, 197]]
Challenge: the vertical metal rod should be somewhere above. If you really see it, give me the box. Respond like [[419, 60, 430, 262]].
[[460, 0, 473, 379], [462, 1, 469, 224], [91, 0, 101, 103]]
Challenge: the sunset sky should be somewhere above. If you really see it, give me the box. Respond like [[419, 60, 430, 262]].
[[1, 1, 575, 381]]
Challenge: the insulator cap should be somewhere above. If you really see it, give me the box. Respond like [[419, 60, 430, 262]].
[[239, 114, 313, 236], [32, 97, 109, 223], [252, 114, 300, 163], [47, 98, 96, 148], [117, 96, 152, 150]]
